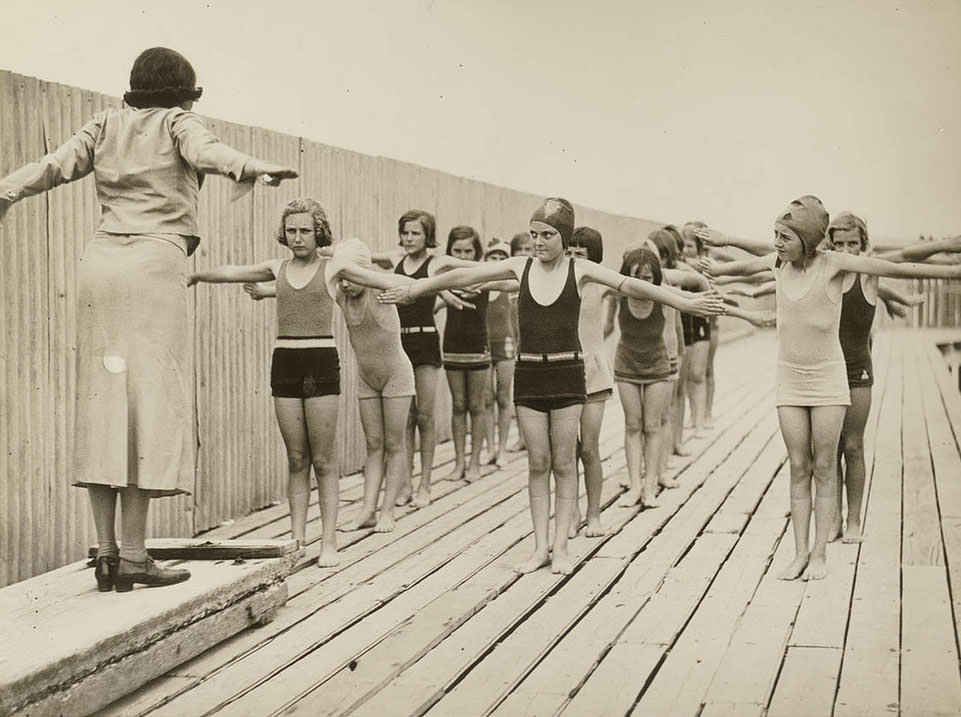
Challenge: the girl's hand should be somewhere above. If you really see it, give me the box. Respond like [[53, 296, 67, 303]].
[[694, 227, 728, 248], [698, 256, 718, 278], [751, 310, 777, 328], [243, 282, 271, 300], [379, 283, 420, 305], [688, 290, 727, 317], [442, 290, 476, 311]]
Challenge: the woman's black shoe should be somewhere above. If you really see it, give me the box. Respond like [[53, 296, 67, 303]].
[[94, 555, 119, 592], [115, 556, 191, 592]]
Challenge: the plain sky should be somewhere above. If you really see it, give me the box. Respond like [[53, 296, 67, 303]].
[[2, 0, 959, 244]]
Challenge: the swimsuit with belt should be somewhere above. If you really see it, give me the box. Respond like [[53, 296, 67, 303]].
[[394, 255, 442, 368]]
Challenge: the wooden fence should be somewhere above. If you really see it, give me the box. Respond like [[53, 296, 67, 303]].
[[0, 70, 665, 585]]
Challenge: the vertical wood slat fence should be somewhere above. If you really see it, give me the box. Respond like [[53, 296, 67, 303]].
[[1, 70, 666, 585]]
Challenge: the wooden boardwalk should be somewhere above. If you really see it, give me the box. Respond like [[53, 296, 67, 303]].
[[98, 328, 961, 717]]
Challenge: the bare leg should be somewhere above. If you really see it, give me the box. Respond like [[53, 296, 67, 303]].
[[465, 368, 491, 482], [673, 353, 690, 455], [839, 386, 871, 543], [549, 404, 583, 574], [579, 400, 608, 537], [515, 406, 552, 573], [493, 359, 515, 465], [274, 397, 313, 544], [376, 395, 413, 532], [411, 364, 439, 507], [705, 322, 719, 428], [341, 397, 386, 531], [444, 369, 468, 481], [686, 340, 710, 438], [304, 395, 341, 567], [617, 381, 645, 507], [777, 405, 813, 579], [643, 381, 676, 495], [802, 405, 846, 580]]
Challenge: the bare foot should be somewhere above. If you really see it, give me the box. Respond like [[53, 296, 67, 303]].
[[551, 552, 575, 575], [373, 514, 395, 533], [395, 486, 412, 506], [338, 513, 377, 531], [443, 465, 466, 482], [666, 455, 680, 469], [658, 477, 680, 489], [317, 545, 340, 568], [619, 487, 642, 507], [777, 555, 809, 581], [411, 488, 432, 508], [841, 522, 863, 544], [508, 439, 526, 453], [515, 551, 550, 574], [465, 466, 481, 483], [705, 418, 715, 429], [641, 491, 660, 508], [674, 444, 691, 457], [584, 515, 606, 537], [694, 429, 708, 439], [494, 450, 507, 467], [802, 555, 827, 581]]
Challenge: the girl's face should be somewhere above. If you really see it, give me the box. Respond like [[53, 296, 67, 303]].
[[338, 278, 364, 297], [774, 224, 804, 263], [682, 237, 699, 260], [566, 245, 589, 260], [285, 212, 318, 256], [529, 221, 564, 262], [831, 227, 863, 256], [512, 239, 533, 257], [450, 237, 478, 261], [485, 251, 508, 263], [400, 220, 427, 255], [630, 262, 655, 283]]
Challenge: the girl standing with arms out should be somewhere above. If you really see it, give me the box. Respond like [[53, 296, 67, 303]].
[[0, 47, 297, 591], [566, 227, 614, 536], [483, 237, 517, 467], [382, 211, 475, 507], [189, 199, 342, 567], [381, 198, 725, 575], [439, 226, 493, 483], [703, 196, 961, 580]]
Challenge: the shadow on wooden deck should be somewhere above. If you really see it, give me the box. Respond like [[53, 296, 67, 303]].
[[87, 328, 961, 716]]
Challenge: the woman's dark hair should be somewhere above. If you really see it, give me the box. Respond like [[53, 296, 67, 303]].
[[620, 247, 662, 286], [446, 225, 482, 259], [276, 198, 333, 247], [648, 228, 679, 268], [510, 231, 531, 256], [397, 210, 436, 248], [123, 47, 203, 109], [569, 226, 603, 264]]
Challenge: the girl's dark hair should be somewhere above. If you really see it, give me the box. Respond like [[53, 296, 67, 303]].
[[648, 228, 679, 268], [662, 224, 685, 256], [683, 220, 708, 255], [509, 231, 531, 256], [123, 47, 203, 109], [276, 198, 333, 247], [446, 225, 483, 259], [397, 210, 436, 248], [569, 226, 603, 264], [620, 247, 662, 286]]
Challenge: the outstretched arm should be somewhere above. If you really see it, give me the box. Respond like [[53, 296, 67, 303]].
[[875, 236, 961, 263], [244, 282, 276, 300], [695, 227, 771, 256], [332, 261, 414, 290], [663, 267, 710, 291], [836, 251, 961, 280], [580, 262, 726, 317], [379, 259, 521, 304], [699, 254, 775, 278], [189, 259, 279, 286]]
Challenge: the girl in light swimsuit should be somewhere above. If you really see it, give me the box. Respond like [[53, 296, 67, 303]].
[[702, 196, 961, 581]]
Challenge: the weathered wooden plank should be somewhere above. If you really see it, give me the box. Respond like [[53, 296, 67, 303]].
[[901, 565, 961, 717], [0, 557, 295, 717], [900, 336, 944, 566], [788, 542, 857, 648], [86, 538, 299, 561], [561, 644, 663, 717], [767, 645, 843, 717]]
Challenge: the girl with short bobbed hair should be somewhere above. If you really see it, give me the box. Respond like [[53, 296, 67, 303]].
[[566, 226, 614, 537], [277, 198, 333, 247], [0, 46, 297, 592], [703, 196, 961, 581], [380, 198, 725, 575], [398, 209, 437, 248]]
